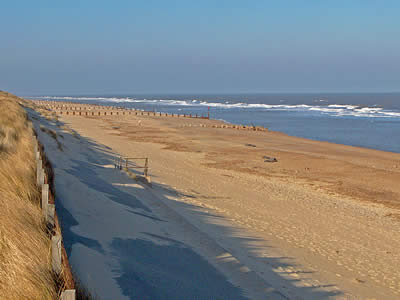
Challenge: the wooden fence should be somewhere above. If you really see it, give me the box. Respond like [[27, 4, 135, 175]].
[[116, 156, 149, 177], [33, 132, 76, 299]]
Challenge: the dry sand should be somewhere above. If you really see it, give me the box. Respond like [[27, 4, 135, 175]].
[[37, 102, 400, 299]]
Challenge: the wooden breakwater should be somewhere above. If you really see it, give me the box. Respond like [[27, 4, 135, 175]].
[[33, 100, 210, 119], [31, 100, 269, 132], [33, 132, 76, 300]]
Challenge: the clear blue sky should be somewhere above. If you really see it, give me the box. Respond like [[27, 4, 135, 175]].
[[1, 1, 399, 95]]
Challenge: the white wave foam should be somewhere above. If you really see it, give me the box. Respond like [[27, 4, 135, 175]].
[[309, 107, 345, 113], [377, 111, 400, 117], [327, 104, 359, 110], [27, 96, 400, 119]]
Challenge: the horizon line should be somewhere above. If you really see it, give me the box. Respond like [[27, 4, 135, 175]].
[[16, 90, 400, 97]]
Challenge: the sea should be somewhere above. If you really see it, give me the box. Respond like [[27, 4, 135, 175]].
[[28, 93, 400, 153]]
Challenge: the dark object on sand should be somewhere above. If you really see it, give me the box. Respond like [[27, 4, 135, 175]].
[[263, 156, 277, 162], [245, 143, 257, 147]]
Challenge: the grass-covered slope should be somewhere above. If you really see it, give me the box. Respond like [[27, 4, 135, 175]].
[[0, 91, 56, 299]]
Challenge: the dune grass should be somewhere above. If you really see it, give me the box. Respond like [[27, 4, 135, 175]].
[[0, 91, 57, 299], [40, 125, 64, 151]]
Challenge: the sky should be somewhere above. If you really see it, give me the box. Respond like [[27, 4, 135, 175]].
[[1, 1, 399, 95]]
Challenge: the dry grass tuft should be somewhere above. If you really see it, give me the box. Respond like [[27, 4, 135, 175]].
[[0, 92, 57, 299], [123, 168, 152, 186], [59, 125, 80, 140], [40, 125, 64, 151]]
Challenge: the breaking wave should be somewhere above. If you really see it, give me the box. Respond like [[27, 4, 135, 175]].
[[27, 96, 400, 119]]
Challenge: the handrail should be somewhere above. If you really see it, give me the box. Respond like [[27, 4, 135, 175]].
[[116, 156, 149, 177], [123, 157, 147, 160]]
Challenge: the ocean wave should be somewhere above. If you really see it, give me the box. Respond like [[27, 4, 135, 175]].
[[27, 96, 400, 119]]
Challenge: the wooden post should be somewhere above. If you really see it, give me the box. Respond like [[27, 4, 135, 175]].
[[47, 204, 55, 227], [144, 158, 148, 177], [33, 135, 38, 151], [61, 290, 76, 300], [41, 184, 49, 216], [39, 169, 45, 187], [52, 234, 62, 274], [125, 158, 128, 170], [37, 160, 42, 185]]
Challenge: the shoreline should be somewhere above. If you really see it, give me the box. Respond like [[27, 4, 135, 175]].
[[30, 98, 400, 155], [33, 99, 400, 210]]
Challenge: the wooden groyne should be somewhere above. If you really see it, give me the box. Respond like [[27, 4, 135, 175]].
[[30, 100, 269, 132], [33, 100, 210, 119]]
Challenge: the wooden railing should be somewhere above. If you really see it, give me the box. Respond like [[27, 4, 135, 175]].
[[116, 156, 149, 177]]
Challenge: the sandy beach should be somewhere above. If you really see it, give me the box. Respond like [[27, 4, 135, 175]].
[[32, 101, 400, 299]]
